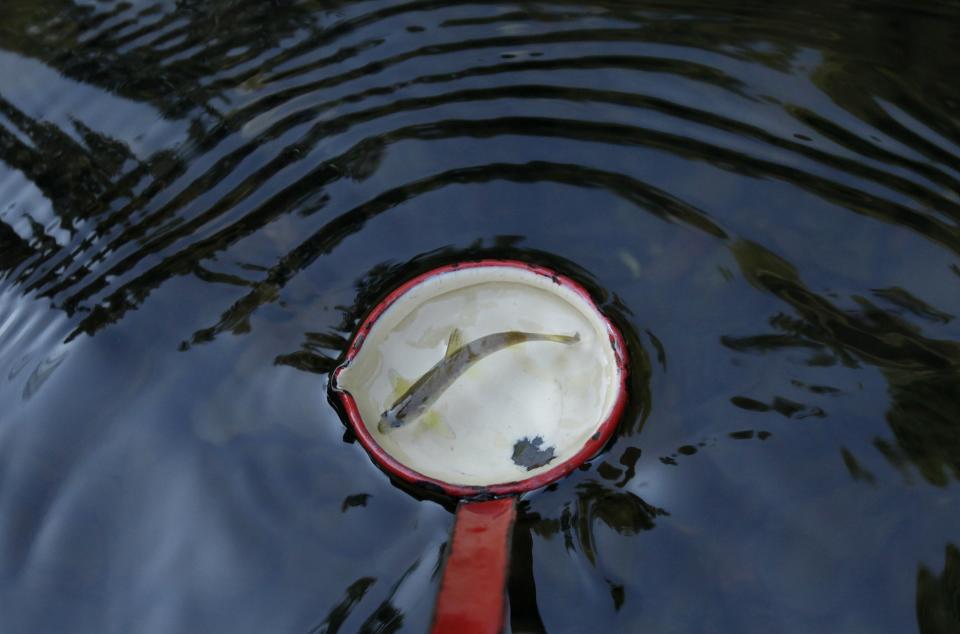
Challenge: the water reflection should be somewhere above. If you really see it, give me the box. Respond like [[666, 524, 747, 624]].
[[1, 0, 959, 631], [916, 544, 960, 634], [730, 238, 960, 485], [341, 493, 372, 512], [311, 577, 377, 634]]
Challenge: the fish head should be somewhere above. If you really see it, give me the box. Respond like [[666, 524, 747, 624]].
[[377, 410, 405, 434]]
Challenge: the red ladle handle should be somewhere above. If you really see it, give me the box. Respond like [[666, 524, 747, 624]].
[[431, 497, 518, 634]]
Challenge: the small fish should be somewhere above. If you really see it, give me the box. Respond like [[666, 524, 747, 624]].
[[377, 329, 580, 434]]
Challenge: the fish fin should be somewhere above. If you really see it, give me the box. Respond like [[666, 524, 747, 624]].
[[432, 416, 457, 440], [388, 369, 411, 401], [419, 410, 457, 440], [445, 328, 464, 358]]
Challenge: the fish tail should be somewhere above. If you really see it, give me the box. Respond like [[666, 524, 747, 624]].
[[541, 332, 580, 344]]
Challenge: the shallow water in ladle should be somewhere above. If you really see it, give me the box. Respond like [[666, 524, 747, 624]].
[[1, 1, 960, 632]]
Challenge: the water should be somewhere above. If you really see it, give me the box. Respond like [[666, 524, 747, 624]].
[[1, 1, 959, 632]]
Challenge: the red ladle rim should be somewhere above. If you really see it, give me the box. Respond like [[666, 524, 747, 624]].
[[332, 259, 629, 498]]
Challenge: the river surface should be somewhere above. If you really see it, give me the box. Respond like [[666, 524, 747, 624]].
[[2, 1, 960, 632]]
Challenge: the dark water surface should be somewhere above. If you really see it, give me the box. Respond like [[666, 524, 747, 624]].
[[2, 1, 960, 632]]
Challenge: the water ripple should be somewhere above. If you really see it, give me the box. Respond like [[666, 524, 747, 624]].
[[2, 1, 960, 632]]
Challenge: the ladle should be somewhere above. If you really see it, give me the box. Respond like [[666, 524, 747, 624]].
[[332, 260, 628, 633]]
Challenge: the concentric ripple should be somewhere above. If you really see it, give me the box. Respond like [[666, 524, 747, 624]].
[[2, 1, 960, 633]]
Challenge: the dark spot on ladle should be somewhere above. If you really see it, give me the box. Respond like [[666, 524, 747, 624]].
[[511, 436, 556, 471]]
